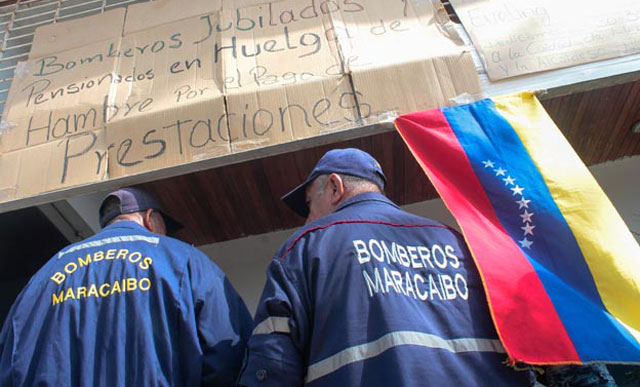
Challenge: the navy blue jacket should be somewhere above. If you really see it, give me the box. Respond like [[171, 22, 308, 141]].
[[0, 221, 253, 386], [240, 193, 533, 386]]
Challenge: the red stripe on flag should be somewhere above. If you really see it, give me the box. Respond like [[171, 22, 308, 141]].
[[396, 110, 580, 363]]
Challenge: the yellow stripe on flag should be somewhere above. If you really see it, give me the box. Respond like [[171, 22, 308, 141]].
[[492, 91, 640, 344]]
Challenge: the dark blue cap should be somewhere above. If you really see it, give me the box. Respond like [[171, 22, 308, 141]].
[[281, 148, 386, 218], [98, 187, 183, 235]]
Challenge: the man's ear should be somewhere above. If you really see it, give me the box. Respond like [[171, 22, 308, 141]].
[[328, 173, 345, 205], [142, 208, 154, 232]]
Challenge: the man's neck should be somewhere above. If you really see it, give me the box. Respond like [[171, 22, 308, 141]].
[[336, 189, 380, 207]]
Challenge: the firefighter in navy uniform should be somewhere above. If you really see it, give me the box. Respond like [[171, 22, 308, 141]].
[[239, 148, 535, 386], [0, 187, 253, 386]]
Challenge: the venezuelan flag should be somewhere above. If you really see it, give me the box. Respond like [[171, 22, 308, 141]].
[[395, 91, 640, 365]]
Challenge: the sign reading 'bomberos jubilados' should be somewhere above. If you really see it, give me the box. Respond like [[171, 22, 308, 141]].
[[0, 0, 481, 203]]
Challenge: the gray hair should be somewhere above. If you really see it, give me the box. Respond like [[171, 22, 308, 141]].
[[316, 173, 383, 194]]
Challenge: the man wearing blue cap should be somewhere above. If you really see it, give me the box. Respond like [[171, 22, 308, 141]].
[[0, 187, 253, 386], [239, 148, 536, 386]]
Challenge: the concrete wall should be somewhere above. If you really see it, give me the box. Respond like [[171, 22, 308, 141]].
[[201, 229, 293, 314], [589, 156, 640, 243], [200, 155, 640, 314]]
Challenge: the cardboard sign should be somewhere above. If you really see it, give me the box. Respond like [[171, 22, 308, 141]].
[[29, 8, 126, 59], [107, 14, 229, 177], [451, 0, 640, 80], [219, 0, 360, 151], [333, 0, 479, 119], [1, 39, 120, 153], [0, 0, 480, 204], [0, 130, 107, 201], [123, 0, 222, 35]]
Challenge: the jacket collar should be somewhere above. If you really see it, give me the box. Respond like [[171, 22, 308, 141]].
[[334, 192, 399, 213], [101, 220, 149, 233]]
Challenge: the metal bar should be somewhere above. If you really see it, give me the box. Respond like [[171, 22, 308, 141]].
[[59, 0, 101, 13], [4, 30, 34, 41], [16, 4, 57, 16], [13, 9, 55, 23], [56, 7, 102, 20], [53, 0, 61, 22], [14, 2, 56, 14], [0, 1, 17, 61], [17, 0, 53, 7], [3, 41, 32, 50], [0, 52, 27, 61], [7, 18, 50, 31], [0, 65, 17, 72]]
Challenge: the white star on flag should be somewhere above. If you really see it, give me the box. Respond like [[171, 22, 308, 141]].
[[510, 185, 524, 196], [516, 197, 530, 209], [503, 176, 516, 186], [494, 167, 507, 176], [520, 210, 534, 223], [482, 160, 495, 168], [521, 223, 535, 236], [519, 238, 533, 249]]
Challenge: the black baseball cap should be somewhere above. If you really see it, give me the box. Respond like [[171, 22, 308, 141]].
[[98, 187, 183, 235], [281, 148, 386, 218]]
